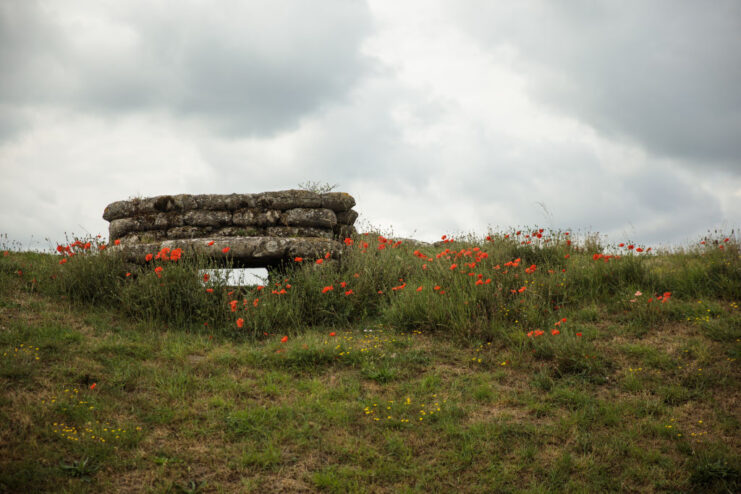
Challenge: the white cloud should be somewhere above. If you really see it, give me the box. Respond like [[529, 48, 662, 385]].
[[0, 0, 738, 251]]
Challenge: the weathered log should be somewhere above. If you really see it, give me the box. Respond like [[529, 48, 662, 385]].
[[110, 236, 343, 268], [280, 208, 337, 229]]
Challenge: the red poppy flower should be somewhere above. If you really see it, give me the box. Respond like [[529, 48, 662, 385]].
[[222, 247, 230, 254], [253, 298, 259, 307], [322, 285, 333, 293], [329, 332, 336, 336], [294, 257, 303, 262], [552, 329, 560, 335], [518, 286, 526, 293], [206, 288, 214, 293], [59, 258, 67, 265], [316, 259, 324, 265], [340, 281, 347, 288], [636, 248, 644, 253], [576, 332, 582, 337], [618, 243, 625, 247], [154, 266, 164, 278], [344, 238, 354, 246], [208, 241, 215, 246], [89, 383, 96, 390], [145, 253, 153, 262], [627, 245, 634, 250], [236, 318, 244, 328], [280, 336, 288, 343], [114, 239, 121, 245], [325, 251, 331, 259], [344, 289, 353, 296], [450, 264, 458, 270], [125, 272, 131, 277], [416, 286, 423, 291]]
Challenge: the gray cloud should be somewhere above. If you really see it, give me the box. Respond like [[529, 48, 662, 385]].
[[450, 0, 741, 169], [0, 0, 374, 138]]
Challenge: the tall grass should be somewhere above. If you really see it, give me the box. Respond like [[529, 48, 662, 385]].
[[6, 228, 738, 341]]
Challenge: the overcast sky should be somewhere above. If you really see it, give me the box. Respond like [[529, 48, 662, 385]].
[[1, 0, 740, 253]]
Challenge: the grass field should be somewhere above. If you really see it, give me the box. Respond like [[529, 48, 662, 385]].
[[0, 229, 739, 493]]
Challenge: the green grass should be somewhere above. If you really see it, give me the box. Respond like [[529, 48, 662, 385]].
[[0, 229, 739, 492]]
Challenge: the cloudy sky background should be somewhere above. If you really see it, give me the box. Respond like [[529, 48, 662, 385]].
[[2, 0, 740, 253]]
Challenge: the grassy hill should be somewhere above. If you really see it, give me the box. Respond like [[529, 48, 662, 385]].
[[1, 230, 739, 493]]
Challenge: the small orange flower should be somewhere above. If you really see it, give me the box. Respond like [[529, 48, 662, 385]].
[[322, 285, 333, 293], [280, 336, 288, 343], [316, 259, 323, 265], [90, 383, 96, 390], [416, 286, 423, 291], [294, 257, 303, 262], [325, 251, 331, 259], [145, 253, 153, 262], [344, 289, 354, 296], [59, 258, 67, 265], [552, 329, 560, 335], [125, 272, 131, 277], [154, 266, 164, 278], [170, 248, 183, 261], [236, 318, 244, 328]]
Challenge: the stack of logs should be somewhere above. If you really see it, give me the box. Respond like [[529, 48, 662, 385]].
[[102, 190, 358, 268]]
